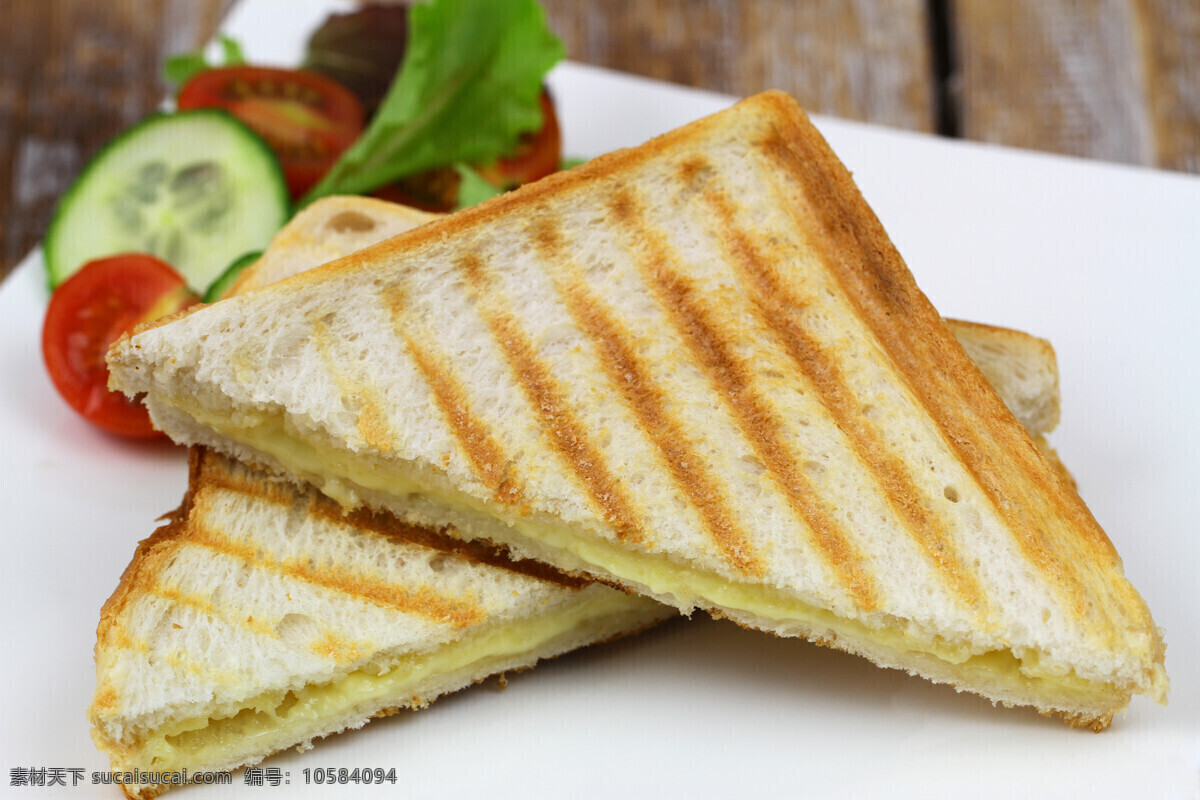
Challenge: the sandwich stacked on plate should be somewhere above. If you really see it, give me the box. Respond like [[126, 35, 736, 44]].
[[95, 91, 1166, 796]]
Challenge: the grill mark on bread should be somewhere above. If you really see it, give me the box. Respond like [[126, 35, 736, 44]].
[[381, 285, 523, 506], [144, 584, 369, 668], [90, 687, 118, 714], [756, 122, 1103, 626], [311, 318, 394, 453], [455, 252, 646, 545], [530, 217, 764, 575], [189, 517, 485, 628], [700, 184, 987, 616], [356, 399, 392, 452], [198, 451, 589, 589], [404, 336, 523, 505], [146, 584, 275, 638], [310, 632, 367, 663], [93, 500, 196, 686], [607, 188, 878, 610]]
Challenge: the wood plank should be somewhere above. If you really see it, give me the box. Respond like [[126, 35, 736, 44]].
[[952, 0, 1200, 171], [1134, 0, 1200, 172], [540, 0, 935, 131], [0, 0, 233, 282]]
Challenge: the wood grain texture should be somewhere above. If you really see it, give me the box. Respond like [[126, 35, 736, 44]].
[[1133, 0, 1200, 172], [952, 0, 1200, 171], [540, 0, 935, 131], [954, 0, 1151, 164], [0, 0, 232, 282]]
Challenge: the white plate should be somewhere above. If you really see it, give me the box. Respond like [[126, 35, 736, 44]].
[[2, 1, 1197, 797]]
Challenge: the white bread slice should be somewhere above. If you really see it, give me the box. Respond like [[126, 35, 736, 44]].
[[228, 196, 439, 296], [90, 449, 670, 799], [108, 92, 1165, 729]]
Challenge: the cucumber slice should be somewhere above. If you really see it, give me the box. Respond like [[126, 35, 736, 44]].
[[202, 250, 261, 303], [44, 109, 289, 293]]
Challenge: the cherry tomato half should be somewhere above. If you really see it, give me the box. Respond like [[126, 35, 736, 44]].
[[42, 254, 198, 439], [474, 89, 562, 190], [177, 66, 365, 199]]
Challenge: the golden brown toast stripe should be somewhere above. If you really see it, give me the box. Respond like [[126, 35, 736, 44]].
[[454, 251, 648, 546], [123, 529, 480, 673], [754, 97, 1146, 649], [530, 216, 764, 576], [607, 187, 880, 610], [196, 450, 587, 587], [382, 284, 524, 507], [698, 180, 990, 624], [188, 507, 485, 630], [312, 318, 397, 453], [136, 568, 378, 687], [132, 584, 340, 698], [142, 583, 275, 640]]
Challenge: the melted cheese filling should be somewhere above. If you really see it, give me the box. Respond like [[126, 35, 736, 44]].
[[177, 405, 1123, 710], [131, 587, 653, 776]]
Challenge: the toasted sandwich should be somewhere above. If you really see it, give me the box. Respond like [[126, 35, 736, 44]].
[[90, 192, 1068, 796], [108, 92, 1166, 728], [89, 448, 671, 799]]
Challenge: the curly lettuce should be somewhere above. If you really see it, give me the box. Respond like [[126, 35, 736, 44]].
[[301, 0, 563, 206]]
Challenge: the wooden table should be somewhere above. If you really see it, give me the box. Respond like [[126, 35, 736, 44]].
[[2, 0, 1197, 285]]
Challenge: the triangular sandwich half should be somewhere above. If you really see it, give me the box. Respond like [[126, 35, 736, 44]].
[[108, 92, 1166, 728], [89, 449, 671, 799]]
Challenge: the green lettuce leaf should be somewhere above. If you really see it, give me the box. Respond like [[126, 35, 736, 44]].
[[300, 0, 563, 206], [452, 164, 505, 210]]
